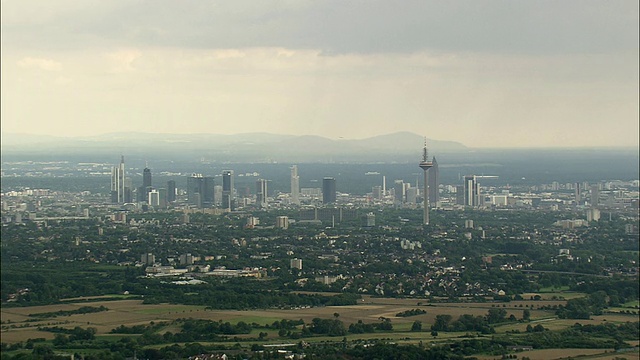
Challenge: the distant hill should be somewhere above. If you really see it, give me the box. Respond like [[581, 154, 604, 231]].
[[1, 131, 468, 162]]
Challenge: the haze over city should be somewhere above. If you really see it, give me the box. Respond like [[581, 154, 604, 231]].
[[1, 1, 638, 148]]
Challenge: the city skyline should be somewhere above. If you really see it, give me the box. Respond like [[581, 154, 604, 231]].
[[1, 1, 638, 148]]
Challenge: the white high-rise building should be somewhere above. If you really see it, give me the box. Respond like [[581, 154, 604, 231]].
[[111, 156, 126, 204], [291, 165, 300, 205], [148, 189, 160, 206]]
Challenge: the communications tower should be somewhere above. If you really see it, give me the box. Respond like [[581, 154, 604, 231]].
[[418, 139, 433, 225]]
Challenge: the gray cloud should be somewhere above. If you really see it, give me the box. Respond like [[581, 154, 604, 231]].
[[2, 0, 638, 54]]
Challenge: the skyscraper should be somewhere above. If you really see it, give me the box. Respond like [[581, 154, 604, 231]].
[[418, 140, 433, 225], [143, 166, 152, 189], [394, 180, 405, 203], [222, 170, 234, 210], [428, 157, 440, 207], [148, 189, 160, 206], [256, 179, 268, 208], [167, 180, 176, 203], [291, 165, 300, 205], [590, 185, 599, 206], [455, 185, 465, 205], [142, 165, 153, 201], [464, 175, 480, 207], [322, 177, 336, 204], [111, 156, 126, 204]]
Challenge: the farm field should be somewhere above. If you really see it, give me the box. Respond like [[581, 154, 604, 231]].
[[2, 294, 638, 359], [2, 295, 632, 343], [473, 348, 628, 360]]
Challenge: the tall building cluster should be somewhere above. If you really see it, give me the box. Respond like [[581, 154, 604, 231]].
[[107, 146, 441, 214], [187, 174, 215, 208]]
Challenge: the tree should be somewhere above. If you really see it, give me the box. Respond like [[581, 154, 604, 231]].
[[487, 308, 507, 324], [431, 315, 452, 331], [411, 321, 422, 332], [522, 309, 531, 321]]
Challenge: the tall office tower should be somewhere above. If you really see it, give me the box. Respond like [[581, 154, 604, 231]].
[[142, 165, 153, 201], [202, 176, 215, 208], [429, 157, 439, 207], [124, 177, 133, 203], [158, 188, 167, 208], [464, 175, 480, 207], [167, 180, 176, 202], [372, 186, 382, 200], [290, 165, 300, 205], [186, 174, 215, 208], [455, 185, 465, 205], [382, 176, 386, 196], [406, 187, 418, 205], [148, 189, 160, 206], [110, 156, 126, 204], [575, 182, 581, 204], [418, 140, 433, 225], [214, 185, 223, 206], [186, 175, 201, 207], [222, 170, 234, 210], [256, 179, 268, 208], [590, 185, 599, 206], [143, 166, 152, 189], [136, 186, 146, 202], [394, 180, 405, 203], [322, 177, 336, 204]]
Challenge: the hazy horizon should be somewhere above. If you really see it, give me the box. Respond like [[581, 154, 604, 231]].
[[3, 130, 640, 151], [2, 1, 638, 148]]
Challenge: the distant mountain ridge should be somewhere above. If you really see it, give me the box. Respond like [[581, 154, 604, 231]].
[[1, 131, 467, 162]]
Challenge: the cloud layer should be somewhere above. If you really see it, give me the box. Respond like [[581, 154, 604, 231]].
[[1, 1, 638, 147]]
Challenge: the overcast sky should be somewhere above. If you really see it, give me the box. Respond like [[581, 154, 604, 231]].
[[1, 0, 638, 147]]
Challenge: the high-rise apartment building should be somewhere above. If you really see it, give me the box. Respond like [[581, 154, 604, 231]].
[[222, 170, 234, 210], [366, 212, 376, 227], [275, 216, 289, 229], [141, 253, 155, 265], [290, 258, 303, 270], [322, 177, 336, 204], [291, 165, 300, 205]]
